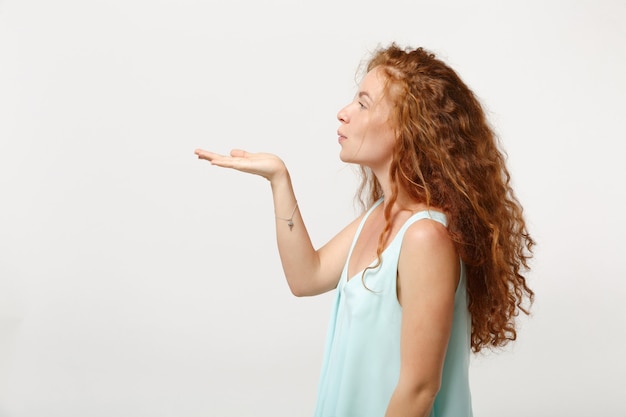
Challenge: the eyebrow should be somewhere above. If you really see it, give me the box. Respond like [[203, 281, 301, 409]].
[[358, 91, 373, 101]]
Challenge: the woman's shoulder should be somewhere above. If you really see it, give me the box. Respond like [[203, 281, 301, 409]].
[[397, 210, 460, 302], [401, 215, 453, 253]]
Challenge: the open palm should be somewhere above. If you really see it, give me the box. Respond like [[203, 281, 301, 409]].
[[195, 148, 286, 182]]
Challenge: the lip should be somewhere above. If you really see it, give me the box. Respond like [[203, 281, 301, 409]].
[[337, 130, 347, 143]]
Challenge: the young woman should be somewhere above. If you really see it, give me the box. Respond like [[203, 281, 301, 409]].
[[195, 43, 534, 417]]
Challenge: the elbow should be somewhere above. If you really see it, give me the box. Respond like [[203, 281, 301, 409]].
[[286, 281, 309, 297], [387, 378, 441, 416], [397, 377, 442, 407], [288, 281, 322, 297], [418, 379, 441, 400], [289, 286, 307, 297], [285, 272, 330, 297], [410, 382, 440, 403], [421, 384, 440, 404]]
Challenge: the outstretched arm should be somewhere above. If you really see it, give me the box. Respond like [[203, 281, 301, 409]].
[[195, 148, 360, 296]]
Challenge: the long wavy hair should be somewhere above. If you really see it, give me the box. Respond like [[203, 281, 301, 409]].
[[358, 44, 534, 353]]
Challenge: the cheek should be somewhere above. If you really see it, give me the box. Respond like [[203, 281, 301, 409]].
[[372, 124, 396, 151], [371, 113, 395, 139]]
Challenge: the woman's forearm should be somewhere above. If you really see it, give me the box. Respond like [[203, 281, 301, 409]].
[[269, 170, 327, 296]]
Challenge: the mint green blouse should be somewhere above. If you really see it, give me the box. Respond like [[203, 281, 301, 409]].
[[313, 198, 473, 417]]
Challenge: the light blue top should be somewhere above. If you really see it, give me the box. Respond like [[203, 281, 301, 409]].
[[313, 198, 473, 417]]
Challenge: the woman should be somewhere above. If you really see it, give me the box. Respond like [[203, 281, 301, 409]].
[[195, 44, 534, 417]]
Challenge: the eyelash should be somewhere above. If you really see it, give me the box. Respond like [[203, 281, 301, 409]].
[[358, 101, 367, 109]]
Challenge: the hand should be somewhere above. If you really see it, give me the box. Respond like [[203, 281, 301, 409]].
[[194, 148, 288, 182]]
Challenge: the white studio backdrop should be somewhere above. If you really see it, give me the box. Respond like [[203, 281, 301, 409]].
[[1, 0, 625, 416]]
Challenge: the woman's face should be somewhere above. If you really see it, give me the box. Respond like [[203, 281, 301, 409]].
[[336, 66, 397, 173]]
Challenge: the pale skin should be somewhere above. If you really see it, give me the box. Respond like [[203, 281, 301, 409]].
[[195, 67, 459, 417]]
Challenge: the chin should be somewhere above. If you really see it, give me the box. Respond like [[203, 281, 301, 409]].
[[339, 148, 354, 163], [339, 153, 354, 164]]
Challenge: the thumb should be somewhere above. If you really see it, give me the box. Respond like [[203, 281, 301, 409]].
[[230, 149, 249, 158]]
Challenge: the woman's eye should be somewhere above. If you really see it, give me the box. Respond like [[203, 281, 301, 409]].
[[358, 101, 366, 109]]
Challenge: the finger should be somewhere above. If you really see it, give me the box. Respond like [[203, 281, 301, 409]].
[[195, 148, 253, 172], [230, 149, 250, 158], [195, 149, 224, 161]]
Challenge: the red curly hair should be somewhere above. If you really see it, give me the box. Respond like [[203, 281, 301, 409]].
[[358, 44, 534, 353]]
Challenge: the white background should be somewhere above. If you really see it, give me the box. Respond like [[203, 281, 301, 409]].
[[1, 0, 625, 416]]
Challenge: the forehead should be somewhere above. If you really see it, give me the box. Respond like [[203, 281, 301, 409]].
[[359, 66, 391, 103]]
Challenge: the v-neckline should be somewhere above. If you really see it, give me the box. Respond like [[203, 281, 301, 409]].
[[345, 199, 394, 283], [343, 199, 448, 284], [345, 245, 392, 284]]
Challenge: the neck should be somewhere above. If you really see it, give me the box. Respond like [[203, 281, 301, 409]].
[[373, 167, 428, 213], [373, 167, 402, 210], [371, 165, 392, 203]]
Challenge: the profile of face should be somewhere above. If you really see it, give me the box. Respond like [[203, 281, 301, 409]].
[[336, 66, 397, 173]]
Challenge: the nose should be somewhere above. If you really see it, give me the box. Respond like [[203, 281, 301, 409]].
[[337, 104, 349, 123]]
